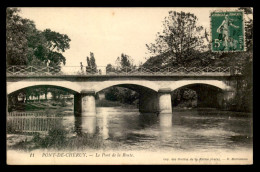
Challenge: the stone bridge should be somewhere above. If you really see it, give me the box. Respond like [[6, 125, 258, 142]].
[[7, 66, 241, 117]]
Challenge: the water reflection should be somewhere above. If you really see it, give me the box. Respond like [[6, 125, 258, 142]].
[[159, 113, 173, 127], [157, 113, 175, 148], [138, 113, 158, 128], [74, 116, 97, 135], [7, 108, 253, 152], [96, 108, 110, 139], [102, 112, 109, 139]]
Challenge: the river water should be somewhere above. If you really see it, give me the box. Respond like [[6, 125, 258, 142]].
[[7, 107, 253, 153], [97, 108, 252, 152]]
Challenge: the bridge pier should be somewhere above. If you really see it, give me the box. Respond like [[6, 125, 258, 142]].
[[74, 91, 97, 116], [221, 90, 236, 110], [158, 89, 172, 114], [74, 90, 97, 134]]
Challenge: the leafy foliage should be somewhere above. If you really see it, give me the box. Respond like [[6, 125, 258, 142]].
[[144, 8, 253, 112], [120, 53, 131, 67], [86, 52, 98, 73], [6, 8, 71, 66], [105, 63, 115, 73], [146, 11, 206, 67], [6, 8, 32, 65], [105, 87, 119, 101], [106, 53, 134, 73], [6, 8, 71, 104], [172, 88, 197, 108], [86, 52, 97, 68], [105, 87, 139, 105]]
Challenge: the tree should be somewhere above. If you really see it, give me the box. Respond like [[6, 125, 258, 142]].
[[86, 57, 91, 67], [106, 64, 115, 73], [6, 8, 32, 65], [6, 8, 71, 67], [86, 52, 97, 73], [86, 52, 97, 68], [233, 7, 253, 112], [104, 87, 139, 105], [89, 52, 97, 68], [105, 87, 119, 101], [146, 11, 206, 67], [42, 29, 70, 66], [120, 53, 131, 68]]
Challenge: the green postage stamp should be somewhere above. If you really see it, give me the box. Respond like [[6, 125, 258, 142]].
[[211, 11, 245, 52]]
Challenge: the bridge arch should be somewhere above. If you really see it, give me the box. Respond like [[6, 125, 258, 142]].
[[169, 80, 231, 108], [170, 80, 231, 92], [7, 80, 81, 95], [94, 79, 159, 93], [93, 80, 160, 113]]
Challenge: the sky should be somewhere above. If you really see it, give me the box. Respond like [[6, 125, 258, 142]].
[[19, 7, 240, 67]]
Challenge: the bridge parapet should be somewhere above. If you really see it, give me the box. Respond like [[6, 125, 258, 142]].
[[6, 65, 242, 77]]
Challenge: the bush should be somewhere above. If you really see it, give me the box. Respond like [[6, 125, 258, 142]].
[[104, 87, 139, 104], [67, 133, 104, 150], [60, 99, 67, 107], [33, 128, 68, 149], [6, 121, 19, 134]]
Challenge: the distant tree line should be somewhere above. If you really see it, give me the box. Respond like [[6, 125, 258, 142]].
[[106, 53, 135, 73], [8, 87, 71, 111], [104, 87, 139, 105]]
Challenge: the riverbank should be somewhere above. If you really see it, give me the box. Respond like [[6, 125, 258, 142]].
[[9, 99, 137, 112], [8, 99, 252, 116], [8, 100, 74, 116], [96, 99, 137, 108]]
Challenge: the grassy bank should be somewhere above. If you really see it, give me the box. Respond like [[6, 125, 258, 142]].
[[7, 128, 104, 151], [8, 99, 137, 113], [8, 100, 74, 116]]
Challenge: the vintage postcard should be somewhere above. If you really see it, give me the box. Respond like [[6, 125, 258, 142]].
[[6, 7, 253, 165]]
